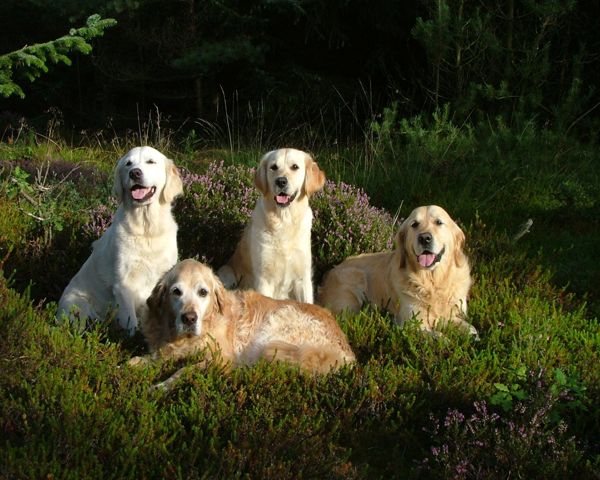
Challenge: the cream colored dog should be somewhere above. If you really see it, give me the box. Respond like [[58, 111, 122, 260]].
[[319, 205, 477, 335], [132, 259, 355, 389], [57, 146, 183, 335], [217, 148, 325, 303]]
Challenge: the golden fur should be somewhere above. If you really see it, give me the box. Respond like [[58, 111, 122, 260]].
[[319, 205, 477, 335], [133, 259, 355, 389], [56, 146, 183, 335], [217, 148, 325, 303]]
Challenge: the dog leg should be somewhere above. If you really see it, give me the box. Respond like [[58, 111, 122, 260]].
[[293, 275, 314, 304], [217, 265, 238, 289], [113, 285, 139, 335], [255, 278, 275, 299]]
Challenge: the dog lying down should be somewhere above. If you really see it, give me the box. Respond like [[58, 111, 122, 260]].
[[56, 146, 183, 335], [130, 259, 355, 390], [319, 205, 477, 337]]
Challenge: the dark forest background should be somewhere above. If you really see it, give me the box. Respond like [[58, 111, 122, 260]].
[[2, 0, 600, 139]]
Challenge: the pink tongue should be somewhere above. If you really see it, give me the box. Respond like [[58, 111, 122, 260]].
[[418, 253, 436, 267], [131, 187, 151, 200], [276, 194, 290, 204]]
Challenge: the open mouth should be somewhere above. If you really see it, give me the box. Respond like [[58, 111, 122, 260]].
[[130, 185, 156, 202], [274, 192, 297, 207], [417, 245, 445, 268]]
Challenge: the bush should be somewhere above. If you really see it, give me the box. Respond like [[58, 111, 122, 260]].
[[175, 161, 395, 280], [419, 370, 592, 479], [0, 141, 599, 478]]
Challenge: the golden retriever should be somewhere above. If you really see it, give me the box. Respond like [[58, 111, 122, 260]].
[[217, 148, 325, 303], [57, 146, 183, 335], [319, 205, 477, 335], [132, 259, 355, 389]]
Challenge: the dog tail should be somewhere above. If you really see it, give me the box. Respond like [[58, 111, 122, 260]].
[[261, 341, 355, 374]]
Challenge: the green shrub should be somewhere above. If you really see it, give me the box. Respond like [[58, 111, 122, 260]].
[[175, 161, 395, 281]]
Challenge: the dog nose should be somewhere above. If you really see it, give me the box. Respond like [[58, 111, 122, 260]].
[[181, 312, 197, 326], [418, 232, 433, 246], [129, 168, 143, 181], [275, 177, 288, 189]]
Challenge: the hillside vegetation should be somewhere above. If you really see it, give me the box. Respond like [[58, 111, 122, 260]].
[[0, 114, 598, 478]]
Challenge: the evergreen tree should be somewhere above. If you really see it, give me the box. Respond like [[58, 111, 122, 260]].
[[0, 14, 116, 98]]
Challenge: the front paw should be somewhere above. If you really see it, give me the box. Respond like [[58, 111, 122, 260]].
[[128, 355, 150, 367], [117, 313, 138, 336]]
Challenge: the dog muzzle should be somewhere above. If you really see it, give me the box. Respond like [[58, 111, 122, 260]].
[[417, 245, 445, 268]]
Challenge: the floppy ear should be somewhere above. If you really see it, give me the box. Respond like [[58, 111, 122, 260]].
[[452, 223, 468, 268], [161, 159, 184, 204], [303, 155, 326, 197], [394, 226, 407, 269], [214, 279, 232, 318], [254, 152, 271, 196], [146, 279, 167, 318], [112, 160, 124, 203]]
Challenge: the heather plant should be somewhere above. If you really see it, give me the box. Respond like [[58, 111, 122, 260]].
[[420, 370, 593, 479], [0, 127, 599, 478], [311, 180, 395, 281], [175, 161, 258, 266], [174, 161, 395, 280]]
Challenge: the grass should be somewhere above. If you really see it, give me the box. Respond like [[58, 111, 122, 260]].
[[0, 114, 599, 478]]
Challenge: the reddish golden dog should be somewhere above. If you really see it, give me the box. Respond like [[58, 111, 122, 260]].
[[131, 259, 355, 389]]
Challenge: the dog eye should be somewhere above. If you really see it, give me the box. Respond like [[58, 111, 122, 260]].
[[411, 221, 420, 228], [435, 219, 444, 226], [270, 164, 278, 171], [291, 164, 299, 171], [171, 287, 182, 297], [146, 159, 156, 164], [125, 160, 132, 167], [198, 288, 208, 297]]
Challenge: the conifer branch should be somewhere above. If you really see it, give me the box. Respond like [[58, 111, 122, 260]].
[[0, 14, 116, 98]]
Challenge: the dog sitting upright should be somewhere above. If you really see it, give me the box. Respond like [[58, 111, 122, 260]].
[[217, 148, 326, 303], [57, 146, 183, 335]]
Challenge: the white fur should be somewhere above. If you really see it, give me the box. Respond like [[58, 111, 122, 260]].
[[56, 146, 183, 335]]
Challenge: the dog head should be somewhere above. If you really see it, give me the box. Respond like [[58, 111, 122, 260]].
[[254, 148, 325, 208], [113, 146, 183, 206], [146, 259, 229, 339], [395, 205, 467, 272]]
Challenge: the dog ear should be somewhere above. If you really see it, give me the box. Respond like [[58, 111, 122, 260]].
[[303, 155, 326, 197], [452, 223, 468, 268], [208, 271, 233, 319], [112, 158, 125, 203], [214, 279, 231, 317], [161, 159, 184, 205], [146, 278, 167, 317], [254, 153, 271, 196], [394, 224, 407, 269]]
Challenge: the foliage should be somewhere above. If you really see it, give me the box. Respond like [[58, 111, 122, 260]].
[[0, 121, 599, 477], [2, 1, 598, 135], [411, 0, 598, 129], [0, 14, 116, 98], [420, 394, 588, 479], [169, 161, 394, 280], [311, 180, 395, 281]]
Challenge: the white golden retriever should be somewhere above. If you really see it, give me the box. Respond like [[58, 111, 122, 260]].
[[217, 148, 325, 303], [319, 205, 477, 335], [131, 259, 355, 390], [57, 146, 183, 335]]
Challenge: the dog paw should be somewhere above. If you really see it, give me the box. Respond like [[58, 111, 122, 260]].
[[127, 355, 149, 367]]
